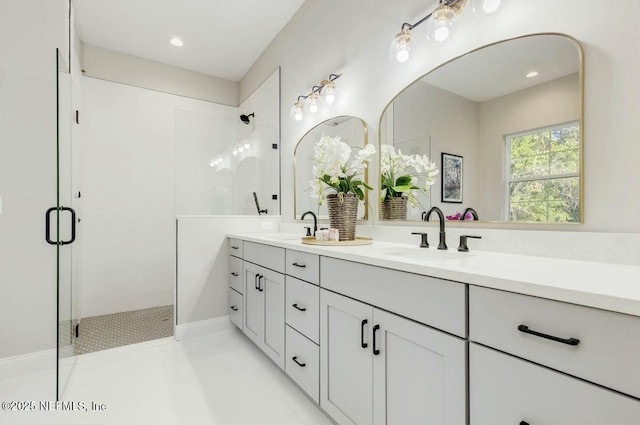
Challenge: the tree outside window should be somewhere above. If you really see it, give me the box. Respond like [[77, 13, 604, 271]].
[[507, 123, 580, 223]]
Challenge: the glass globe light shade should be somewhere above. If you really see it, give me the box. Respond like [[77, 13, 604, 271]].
[[238, 146, 244, 153], [426, 5, 456, 43], [471, 0, 506, 16], [290, 101, 304, 121], [243, 143, 250, 149], [389, 29, 412, 63], [232, 149, 238, 156], [321, 81, 337, 106], [306, 92, 320, 114]]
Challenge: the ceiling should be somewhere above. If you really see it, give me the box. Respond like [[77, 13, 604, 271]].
[[424, 35, 580, 103], [73, 0, 306, 82]]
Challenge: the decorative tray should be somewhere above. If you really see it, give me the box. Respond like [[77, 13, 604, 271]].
[[301, 236, 373, 246]]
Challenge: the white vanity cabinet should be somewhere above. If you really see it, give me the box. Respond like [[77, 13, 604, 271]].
[[469, 286, 640, 424], [470, 344, 640, 425], [228, 239, 244, 329], [320, 289, 466, 425], [284, 249, 321, 403], [243, 242, 286, 370]]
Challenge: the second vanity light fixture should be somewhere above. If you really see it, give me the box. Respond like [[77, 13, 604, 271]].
[[291, 73, 341, 121], [390, 0, 507, 63]]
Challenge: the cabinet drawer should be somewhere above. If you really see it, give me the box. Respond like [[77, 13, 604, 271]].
[[285, 325, 320, 404], [470, 343, 640, 425], [469, 285, 640, 398], [244, 241, 285, 273], [286, 249, 319, 285], [286, 276, 320, 344], [229, 256, 243, 294], [228, 238, 243, 258], [229, 288, 242, 329], [321, 257, 466, 337]]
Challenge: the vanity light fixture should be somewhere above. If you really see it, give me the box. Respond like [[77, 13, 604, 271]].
[[291, 73, 342, 121], [390, 0, 506, 62], [169, 37, 184, 47]]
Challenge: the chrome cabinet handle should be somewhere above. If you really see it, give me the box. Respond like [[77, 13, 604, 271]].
[[518, 325, 580, 346]]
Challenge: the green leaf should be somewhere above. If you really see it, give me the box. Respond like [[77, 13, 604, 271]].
[[395, 175, 412, 186]]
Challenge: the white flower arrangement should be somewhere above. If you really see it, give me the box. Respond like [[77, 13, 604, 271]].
[[309, 134, 376, 205], [380, 144, 439, 206]]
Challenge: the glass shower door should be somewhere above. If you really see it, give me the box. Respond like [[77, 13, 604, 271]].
[[53, 49, 77, 400]]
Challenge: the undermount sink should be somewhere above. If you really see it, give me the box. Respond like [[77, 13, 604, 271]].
[[378, 247, 473, 262]]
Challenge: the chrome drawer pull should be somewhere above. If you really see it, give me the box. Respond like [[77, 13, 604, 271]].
[[231, 272, 239, 277], [292, 303, 306, 312], [292, 262, 306, 268], [517, 325, 580, 346], [292, 356, 306, 367], [230, 306, 238, 311]]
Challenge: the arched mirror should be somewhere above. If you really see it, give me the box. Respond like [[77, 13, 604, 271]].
[[294, 116, 369, 220], [379, 33, 583, 223]]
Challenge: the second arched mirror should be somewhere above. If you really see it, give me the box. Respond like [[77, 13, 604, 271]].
[[294, 116, 369, 220], [379, 33, 583, 224]]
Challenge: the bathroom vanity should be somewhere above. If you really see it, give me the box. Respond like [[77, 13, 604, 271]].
[[226, 233, 640, 425]]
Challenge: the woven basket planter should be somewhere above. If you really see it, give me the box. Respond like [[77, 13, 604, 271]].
[[381, 196, 407, 220], [326, 193, 358, 241]]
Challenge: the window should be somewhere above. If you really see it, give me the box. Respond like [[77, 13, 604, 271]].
[[506, 123, 580, 223]]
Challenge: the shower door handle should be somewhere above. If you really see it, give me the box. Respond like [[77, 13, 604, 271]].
[[45, 206, 77, 245], [45, 207, 57, 245], [59, 206, 76, 245]]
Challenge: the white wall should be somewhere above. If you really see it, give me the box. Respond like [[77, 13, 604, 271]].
[[82, 44, 239, 106], [176, 216, 280, 325], [80, 77, 237, 318], [240, 0, 640, 233], [0, 0, 69, 362]]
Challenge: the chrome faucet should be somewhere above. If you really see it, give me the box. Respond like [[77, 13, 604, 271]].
[[460, 207, 479, 221], [423, 207, 447, 250], [301, 211, 318, 236]]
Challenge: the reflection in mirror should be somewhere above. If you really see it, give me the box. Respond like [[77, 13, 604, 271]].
[[379, 33, 583, 223], [294, 116, 369, 220]]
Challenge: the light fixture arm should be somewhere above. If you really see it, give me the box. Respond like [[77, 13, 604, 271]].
[[399, 0, 463, 32]]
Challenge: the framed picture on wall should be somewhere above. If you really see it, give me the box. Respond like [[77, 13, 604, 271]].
[[441, 153, 463, 203]]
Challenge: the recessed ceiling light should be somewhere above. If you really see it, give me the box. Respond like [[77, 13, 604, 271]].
[[170, 38, 184, 47], [526, 71, 539, 78]]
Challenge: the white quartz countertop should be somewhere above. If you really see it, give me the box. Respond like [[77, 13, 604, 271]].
[[228, 232, 640, 317]]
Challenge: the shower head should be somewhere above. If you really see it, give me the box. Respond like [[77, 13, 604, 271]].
[[240, 113, 255, 124]]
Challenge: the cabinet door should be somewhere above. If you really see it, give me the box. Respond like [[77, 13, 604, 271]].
[[373, 309, 466, 425], [321, 290, 374, 425], [470, 343, 640, 425], [243, 263, 263, 346], [261, 267, 285, 369]]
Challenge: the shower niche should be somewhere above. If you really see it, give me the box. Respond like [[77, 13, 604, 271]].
[[175, 68, 281, 216]]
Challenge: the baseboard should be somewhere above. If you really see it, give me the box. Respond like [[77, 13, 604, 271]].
[[175, 316, 234, 341], [0, 348, 56, 380]]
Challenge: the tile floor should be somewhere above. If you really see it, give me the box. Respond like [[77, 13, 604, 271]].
[[75, 305, 174, 355], [0, 327, 334, 425]]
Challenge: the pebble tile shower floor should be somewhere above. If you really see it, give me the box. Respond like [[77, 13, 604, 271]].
[[75, 305, 174, 355]]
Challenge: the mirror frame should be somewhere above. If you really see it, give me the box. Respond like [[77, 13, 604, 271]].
[[294, 116, 370, 221], [378, 32, 584, 225]]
